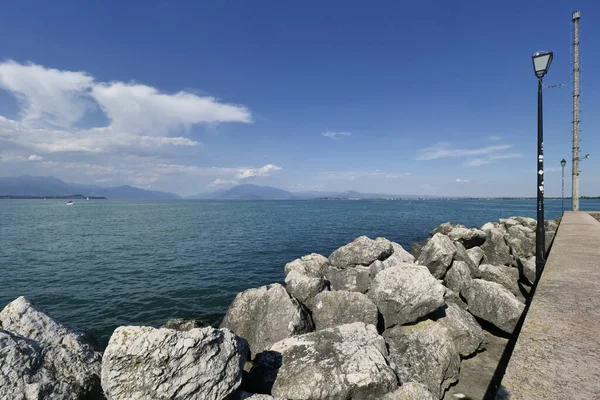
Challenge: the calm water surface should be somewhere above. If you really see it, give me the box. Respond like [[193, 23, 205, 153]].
[[0, 198, 596, 342]]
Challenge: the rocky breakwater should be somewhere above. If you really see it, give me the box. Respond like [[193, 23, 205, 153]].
[[0, 216, 558, 400]]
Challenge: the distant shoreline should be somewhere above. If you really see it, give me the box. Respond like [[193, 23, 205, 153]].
[[0, 195, 107, 200]]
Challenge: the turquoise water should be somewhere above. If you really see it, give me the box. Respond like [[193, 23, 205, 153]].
[[0, 198, 596, 342]]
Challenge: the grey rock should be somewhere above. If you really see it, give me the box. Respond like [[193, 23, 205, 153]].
[[0, 297, 102, 400], [369, 265, 445, 328], [479, 264, 520, 297], [453, 241, 481, 278], [462, 280, 525, 334], [500, 218, 520, 229], [480, 227, 512, 266], [101, 326, 248, 400], [381, 382, 436, 400], [445, 261, 472, 294], [325, 265, 371, 293], [231, 392, 284, 400], [221, 283, 313, 355], [480, 222, 498, 231], [434, 303, 486, 357], [511, 216, 537, 229], [384, 319, 460, 399], [506, 225, 535, 258], [443, 288, 468, 311], [430, 222, 454, 236], [266, 322, 398, 399], [284, 253, 330, 278], [448, 226, 487, 249], [285, 270, 327, 304], [544, 219, 559, 233], [369, 242, 415, 278], [410, 240, 426, 260], [417, 233, 457, 278], [466, 246, 486, 267], [307, 291, 378, 331], [161, 318, 204, 331], [328, 236, 393, 269], [520, 256, 536, 285]]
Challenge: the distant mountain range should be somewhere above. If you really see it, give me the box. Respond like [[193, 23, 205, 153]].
[[0, 176, 180, 199], [188, 184, 436, 200]]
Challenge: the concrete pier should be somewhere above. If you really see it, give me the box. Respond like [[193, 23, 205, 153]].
[[498, 211, 600, 399]]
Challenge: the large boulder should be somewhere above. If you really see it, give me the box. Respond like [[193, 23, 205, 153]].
[[443, 288, 468, 311], [466, 246, 486, 267], [430, 222, 454, 236], [433, 303, 485, 357], [284, 253, 330, 277], [161, 318, 204, 331], [448, 226, 487, 249], [444, 261, 472, 294], [369, 265, 445, 329], [512, 216, 537, 229], [416, 233, 456, 278], [325, 265, 371, 293], [462, 280, 525, 334], [232, 392, 284, 400], [519, 256, 536, 285], [328, 236, 393, 269], [284, 253, 330, 303], [381, 382, 436, 400], [478, 264, 520, 297], [370, 242, 415, 278], [307, 291, 378, 331], [220, 284, 313, 355], [384, 320, 460, 399], [101, 326, 248, 400], [480, 227, 512, 266], [505, 225, 535, 258], [0, 297, 102, 400], [453, 242, 481, 278], [262, 323, 398, 399]]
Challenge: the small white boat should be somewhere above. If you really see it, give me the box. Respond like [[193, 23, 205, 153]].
[[66, 201, 74, 206]]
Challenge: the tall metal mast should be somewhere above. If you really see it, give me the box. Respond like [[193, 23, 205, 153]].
[[572, 10, 581, 210]]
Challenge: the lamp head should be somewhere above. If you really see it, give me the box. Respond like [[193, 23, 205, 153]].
[[532, 51, 554, 78], [561, 159, 567, 167]]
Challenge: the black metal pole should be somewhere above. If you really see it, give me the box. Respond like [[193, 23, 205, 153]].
[[561, 165, 565, 215], [536, 79, 546, 280]]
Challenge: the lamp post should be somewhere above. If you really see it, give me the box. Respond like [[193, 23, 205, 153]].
[[532, 51, 553, 280], [561, 159, 566, 215]]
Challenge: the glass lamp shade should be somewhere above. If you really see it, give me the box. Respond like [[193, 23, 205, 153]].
[[532, 51, 553, 78], [561, 159, 567, 167]]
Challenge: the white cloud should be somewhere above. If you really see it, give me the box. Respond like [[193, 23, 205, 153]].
[[236, 164, 282, 180], [0, 60, 93, 129], [323, 131, 352, 139], [456, 178, 470, 183], [209, 178, 239, 187], [27, 154, 43, 161], [415, 142, 512, 161]]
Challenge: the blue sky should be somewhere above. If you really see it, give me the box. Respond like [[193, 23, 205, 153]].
[[0, 0, 598, 197]]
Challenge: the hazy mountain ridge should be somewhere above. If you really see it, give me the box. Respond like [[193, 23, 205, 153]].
[[0, 176, 180, 199]]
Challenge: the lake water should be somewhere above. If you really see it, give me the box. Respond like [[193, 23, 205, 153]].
[[1, 198, 596, 342]]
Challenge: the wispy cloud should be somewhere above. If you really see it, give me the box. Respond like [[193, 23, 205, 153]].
[[209, 178, 239, 187], [319, 170, 410, 180], [455, 178, 470, 183], [464, 152, 523, 167], [415, 142, 512, 161], [236, 164, 282, 180], [323, 131, 352, 139]]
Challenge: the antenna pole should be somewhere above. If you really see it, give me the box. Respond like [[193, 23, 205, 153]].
[[572, 10, 581, 210]]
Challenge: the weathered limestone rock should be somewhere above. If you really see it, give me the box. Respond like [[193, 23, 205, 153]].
[[505, 225, 535, 258], [307, 291, 378, 331], [511, 216, 537, 229], [101, 326, 248, 400], [520, 256, 536, 285], [453, 241, 481, 278], [284, 253, 330, 277], [448, 226, 487, 249], [232, 392, 284, 400], [500, 218, 520, 229], [444, 288, 468, 311], [264, 323, 398, 399], [369, 242, 415, 278], [480, 222, 498, 231], [0, 297, 102, 400], [479, 264, 520, 297], [416, 233, 456, 278], [220, 284, 313, 355], [381, 382, 436, 400], [325, 265, 371, 293], [285, 270, 327, 304], [480, 227, 512, 266], [466, 246, 486, 267], [434, 303, 486, 357], [328, 236, 393, 269], [445, 261, 472, 294], [462, 280, 525, 334], [369, 265, 445, 328], [384, 320, 460, 399], [430, 222, 454, 236], [161, 318, 204, 331]]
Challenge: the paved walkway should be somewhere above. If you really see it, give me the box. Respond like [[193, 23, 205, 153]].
[[498, 211, 600, 400]]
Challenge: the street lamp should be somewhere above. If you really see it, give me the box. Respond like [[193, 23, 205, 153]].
[[532, 51, 553, 281], [561, 159, 566, 215]]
